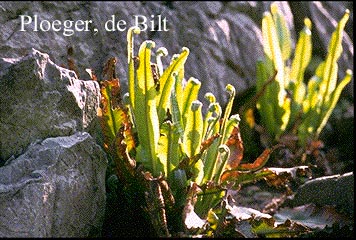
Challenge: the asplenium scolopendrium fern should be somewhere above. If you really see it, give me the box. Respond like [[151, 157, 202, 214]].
[[256, 3, 352, 147], [98, 26, 280, 237]]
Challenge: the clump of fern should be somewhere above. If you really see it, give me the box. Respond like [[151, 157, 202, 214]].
[[248, 3, 352, 159]]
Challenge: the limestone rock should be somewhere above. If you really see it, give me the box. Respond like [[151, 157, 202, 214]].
[[0, 1, 283, 106], [0, 132, 107, 237], [286, 172, 354, 215], [0, 2, 352, 104], [0, 48, 100, 163]]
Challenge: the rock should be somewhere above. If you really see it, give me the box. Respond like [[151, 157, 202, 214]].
[[0, 2, 285, 104], [0, 48, 100, 163], [285, 172, 354, 215], [0, 132, 108, 237], [1, 2, 352, 105], [0, 47, 106, 237]]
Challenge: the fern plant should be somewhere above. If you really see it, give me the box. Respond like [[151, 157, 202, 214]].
[[125, 26, 241, 220], [77, 5, 352, 237], [97, 26, 283, 237], [256, 3, 352, 147]]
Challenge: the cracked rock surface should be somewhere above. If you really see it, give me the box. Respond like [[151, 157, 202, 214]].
[[0, 49, 107, 237], [0, 48, 100, 162], [0, 2, 352, 104], [0, 132, 107, 237]]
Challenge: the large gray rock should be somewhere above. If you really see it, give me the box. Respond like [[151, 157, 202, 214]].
[[285, 172, 354, 215], [1, 2, 351, 106], [0, 132, 107, 237], [0, 48, 100, 163]]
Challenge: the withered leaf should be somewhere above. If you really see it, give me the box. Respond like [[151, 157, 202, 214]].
[[183, 183, 207, 230], [220, 165, 309, 188], [115, 125, 136, 172], [99, 79, 135, 154], [151, 63, 160, 91], [102, 57, 117, 80], [101, 78, 122, 109], [184, 203, 207, 230], [262, 166, 311, 188], [201, 133, 220, 152], [237, 144, 283, 171], [220, 169, 274, 186], [85, 68, 97, 81], [143, 173, 170, 237], [274, 203, 352, 230], [227, 205, 272, 221], [225, 126, 244, 169]]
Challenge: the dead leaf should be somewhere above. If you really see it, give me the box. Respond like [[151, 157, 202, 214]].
[[237, 144, 283, 171], [183, 183, 207, 230], [201, 133, 220, 152], [227, 205, 272, 221], [184, 203, 207, 230], [226, 126, 244, 169], [85, 68, 97, 81], [102, 57, 117, 80], [143, 172, 170, 237], [220, 169, 274, 187], [263, 166, 311, 188], [274, 203, 353, 229]]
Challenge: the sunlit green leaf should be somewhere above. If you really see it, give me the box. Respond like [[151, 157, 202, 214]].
[[127, 26, 141, 110], [156, 47, 189, 124], [134, 40, 163, 176], [271, 2, 292, 61], [316, 69, 352, 137], [321, 10, 350, 97], [183, 100, 203, 158], [182, 77, 201, 127]]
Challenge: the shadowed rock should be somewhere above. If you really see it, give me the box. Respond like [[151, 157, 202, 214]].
[[286, 172, 354, 215], [0, 132, 107, 237], [0, 48, 100, 163]]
